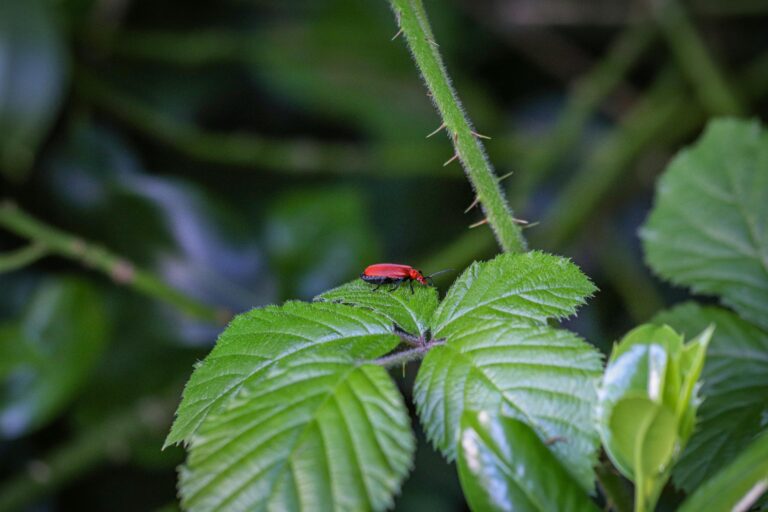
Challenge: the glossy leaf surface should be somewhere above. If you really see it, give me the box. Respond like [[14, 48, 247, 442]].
[[458, 411, 599, 512], [415, 322, 602, 490]]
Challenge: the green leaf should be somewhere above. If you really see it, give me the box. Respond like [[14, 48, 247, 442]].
[[431, 251, 596, 338], [0, 278, 109, 437], [316, 279, 438, 336], [414, 322, 602, 491], [0, 0, 68, 180], [458, 411, 600, 512], [653, 303, 768, 492], [165, 301, 399, 447], [180, 354, 414, 512], [642, 118, 768, 331], [679, 431, 768, 512]]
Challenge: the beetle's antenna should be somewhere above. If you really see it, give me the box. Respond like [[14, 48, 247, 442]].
[[426, 269, 453, 279]]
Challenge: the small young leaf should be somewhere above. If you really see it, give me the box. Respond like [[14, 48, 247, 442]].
[[414, 322, 602, 491], [431, 251, 596, 338], [679, 431, 768, 512], [458, 411, 600, 512], [165, 301, 399, 447], [596, 322, 711, 497], [607, 397, 678, 480], [642, 118, 768, 331], [653, 303, 768, 492], [181, 354, 414, 512], [317, 279, 438, 336]]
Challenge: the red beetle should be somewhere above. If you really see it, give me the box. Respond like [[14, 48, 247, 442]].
[[360, 263, 450, 293]]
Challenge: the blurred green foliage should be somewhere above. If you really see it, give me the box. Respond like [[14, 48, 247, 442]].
[[1, 0, 767, 510]]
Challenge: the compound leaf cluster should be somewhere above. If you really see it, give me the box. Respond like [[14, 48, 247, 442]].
[[169, 251, 601, 509]]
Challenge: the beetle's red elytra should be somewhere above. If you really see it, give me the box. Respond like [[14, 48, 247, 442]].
[[360, 264, 450, 293]]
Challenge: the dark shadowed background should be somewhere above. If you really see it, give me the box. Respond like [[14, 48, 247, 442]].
[[1, 0, 767, 510]]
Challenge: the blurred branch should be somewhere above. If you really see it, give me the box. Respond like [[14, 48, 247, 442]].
[[513, 22, 656, 204], [388, 0, 527, 254], [74, 68, 452, 177], [653, 0, 744, 115], [0, 393, 176, 512], [0, 242, 48, 273], [534, 46, 768, 250], [534, 67, 692, 250], [0, 202, 227, 323]]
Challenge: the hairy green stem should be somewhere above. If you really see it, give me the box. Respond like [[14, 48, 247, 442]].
[[0, 202, 227, 323], [422, 50, 768, 272], [420, 25, 655, 272], [654, 0, 743, 115], [388, 0, 526, 254]]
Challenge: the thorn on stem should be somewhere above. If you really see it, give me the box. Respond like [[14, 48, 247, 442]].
[[426, 37, 439, 47], [469, 218, 489, 229], [391, 27, 403, 41], [464, 196, 480, 213], [545, 436, 566, 446], [512, 217, 530, 225], [497, 170, 514, 182], [471, 130, 491, 140], [443, 152, 459, 166], [426, 122, 447, 138]]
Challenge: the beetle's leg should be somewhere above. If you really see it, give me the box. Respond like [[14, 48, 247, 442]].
[[372, 283, 382, 292], [390, 281, 400, 292], [409, 281, 414, 294]]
